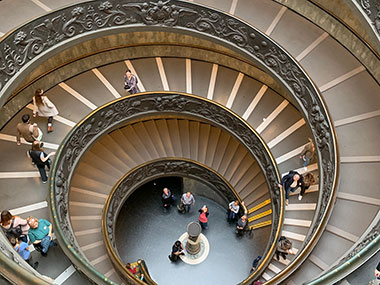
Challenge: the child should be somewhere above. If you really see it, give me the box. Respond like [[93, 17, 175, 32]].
[[8, 235, 38, 269]]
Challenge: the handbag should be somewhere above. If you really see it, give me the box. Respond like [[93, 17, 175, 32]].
[[4, 219, 23, 238]]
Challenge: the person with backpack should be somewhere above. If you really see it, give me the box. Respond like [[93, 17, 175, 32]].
[[198, 205, 209, 230], [1, 210, 29, 243], [124, 69, 140, 94], [275, 236, 294, 261], [8, 235, 38, 269], [27, 141, 55, 183], [16, 114, 42, 145]]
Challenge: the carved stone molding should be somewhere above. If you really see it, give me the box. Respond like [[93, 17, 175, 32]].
[[0, 0, 332, 282], [357, 0, 380, 35]]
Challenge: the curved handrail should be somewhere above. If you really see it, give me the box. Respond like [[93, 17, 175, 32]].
[[0, 232, 53, 285], [273, 0, 380, 83], [306, 212, 380, 285], [51, 92, 282, 284], [0, 0, 338, 283], [137, 260, 157, 285], [102, 158, 247, 283]]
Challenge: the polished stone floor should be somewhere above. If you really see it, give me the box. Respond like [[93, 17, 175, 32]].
[[115, 177, 270, 285]]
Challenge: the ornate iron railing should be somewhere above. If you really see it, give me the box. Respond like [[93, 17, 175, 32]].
[[306, 211, 380, 285], [354, 0, 380, 42], [0, 0, 338, 283], [50, 92, 282, 284], [103, 158, 244, 284], [0, 231, 53, 285]]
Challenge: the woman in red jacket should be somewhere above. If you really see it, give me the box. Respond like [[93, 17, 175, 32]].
[[198, 205, 209, 230]]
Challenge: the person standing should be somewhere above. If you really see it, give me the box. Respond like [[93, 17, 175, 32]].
[[161, 188, 172, 210], [27, 141, 55, 183], [8, 235, 39, 269], [278, 170, 305, 206], [1, 210, 29, 243], [236, 215, 247, 235], [16, 114, 42, 145], [27, 216, 56, 257], [198, 205, 209, 230], [299, 138, 315, 169], [227, 200, 240, 222], [181, 192, 195, 213], [168, 240, 185, 262], [33, 89, 59, 133], [124, 70, 140, 94]]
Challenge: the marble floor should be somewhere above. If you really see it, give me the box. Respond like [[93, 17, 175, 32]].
[[115, 177, 271, 285]]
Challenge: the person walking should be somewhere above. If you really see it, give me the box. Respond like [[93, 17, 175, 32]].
[[8, 235, 39, 269], [181, 192, 195, 213], [227, 200, 240, 222], [16, 114, 42, 145], [27, 141, 55, 183], [168, 240, 185, 262], [275, 236, 294, 261], [278, 170, 305, 206], [124, 69, 140, 94], [198, 205, 209, 230], [33, 89, 59, 133], [299, 138, 315, 169], [1, 210, 29, 243]]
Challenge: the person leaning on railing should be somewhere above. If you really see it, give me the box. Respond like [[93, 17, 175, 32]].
[[1, 210, 29, 243], [126, 262, 144, 281], [8, 234, 39, 269], [27, 216, 57, 257]]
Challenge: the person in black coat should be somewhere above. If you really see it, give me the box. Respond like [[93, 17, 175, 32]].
[[161, 188, 172, 209], [27, 141, 55, 183], [278, 170, 305, 206], [168, 240, 184, 262]]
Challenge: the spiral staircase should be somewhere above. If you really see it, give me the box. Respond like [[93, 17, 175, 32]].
[[0, 0, 379, 284]]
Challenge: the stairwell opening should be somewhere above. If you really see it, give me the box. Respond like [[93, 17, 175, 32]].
[[114, 176, 270, 285]]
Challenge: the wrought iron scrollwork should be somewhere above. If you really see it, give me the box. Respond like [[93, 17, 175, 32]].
[[0, 0, 337, 283], [358, 0, 380, 36], [52, 92, 281, 272]]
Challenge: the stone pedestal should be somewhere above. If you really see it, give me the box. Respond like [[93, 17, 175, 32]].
[[185, 222, 202, 255]]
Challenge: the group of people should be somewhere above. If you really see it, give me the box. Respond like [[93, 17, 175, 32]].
[[1, 210, 57, 270], [279, 139, 316, 205], [272, 140, 317, 263], [16, 89, 58, 183], [160, 187, 251, 263], [227, 200, 249, 236]]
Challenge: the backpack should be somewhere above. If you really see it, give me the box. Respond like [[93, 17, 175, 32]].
[[3, 219, 23, 238]]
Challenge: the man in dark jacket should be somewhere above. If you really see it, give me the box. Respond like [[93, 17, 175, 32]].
[[278, 170, 305, 206]]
